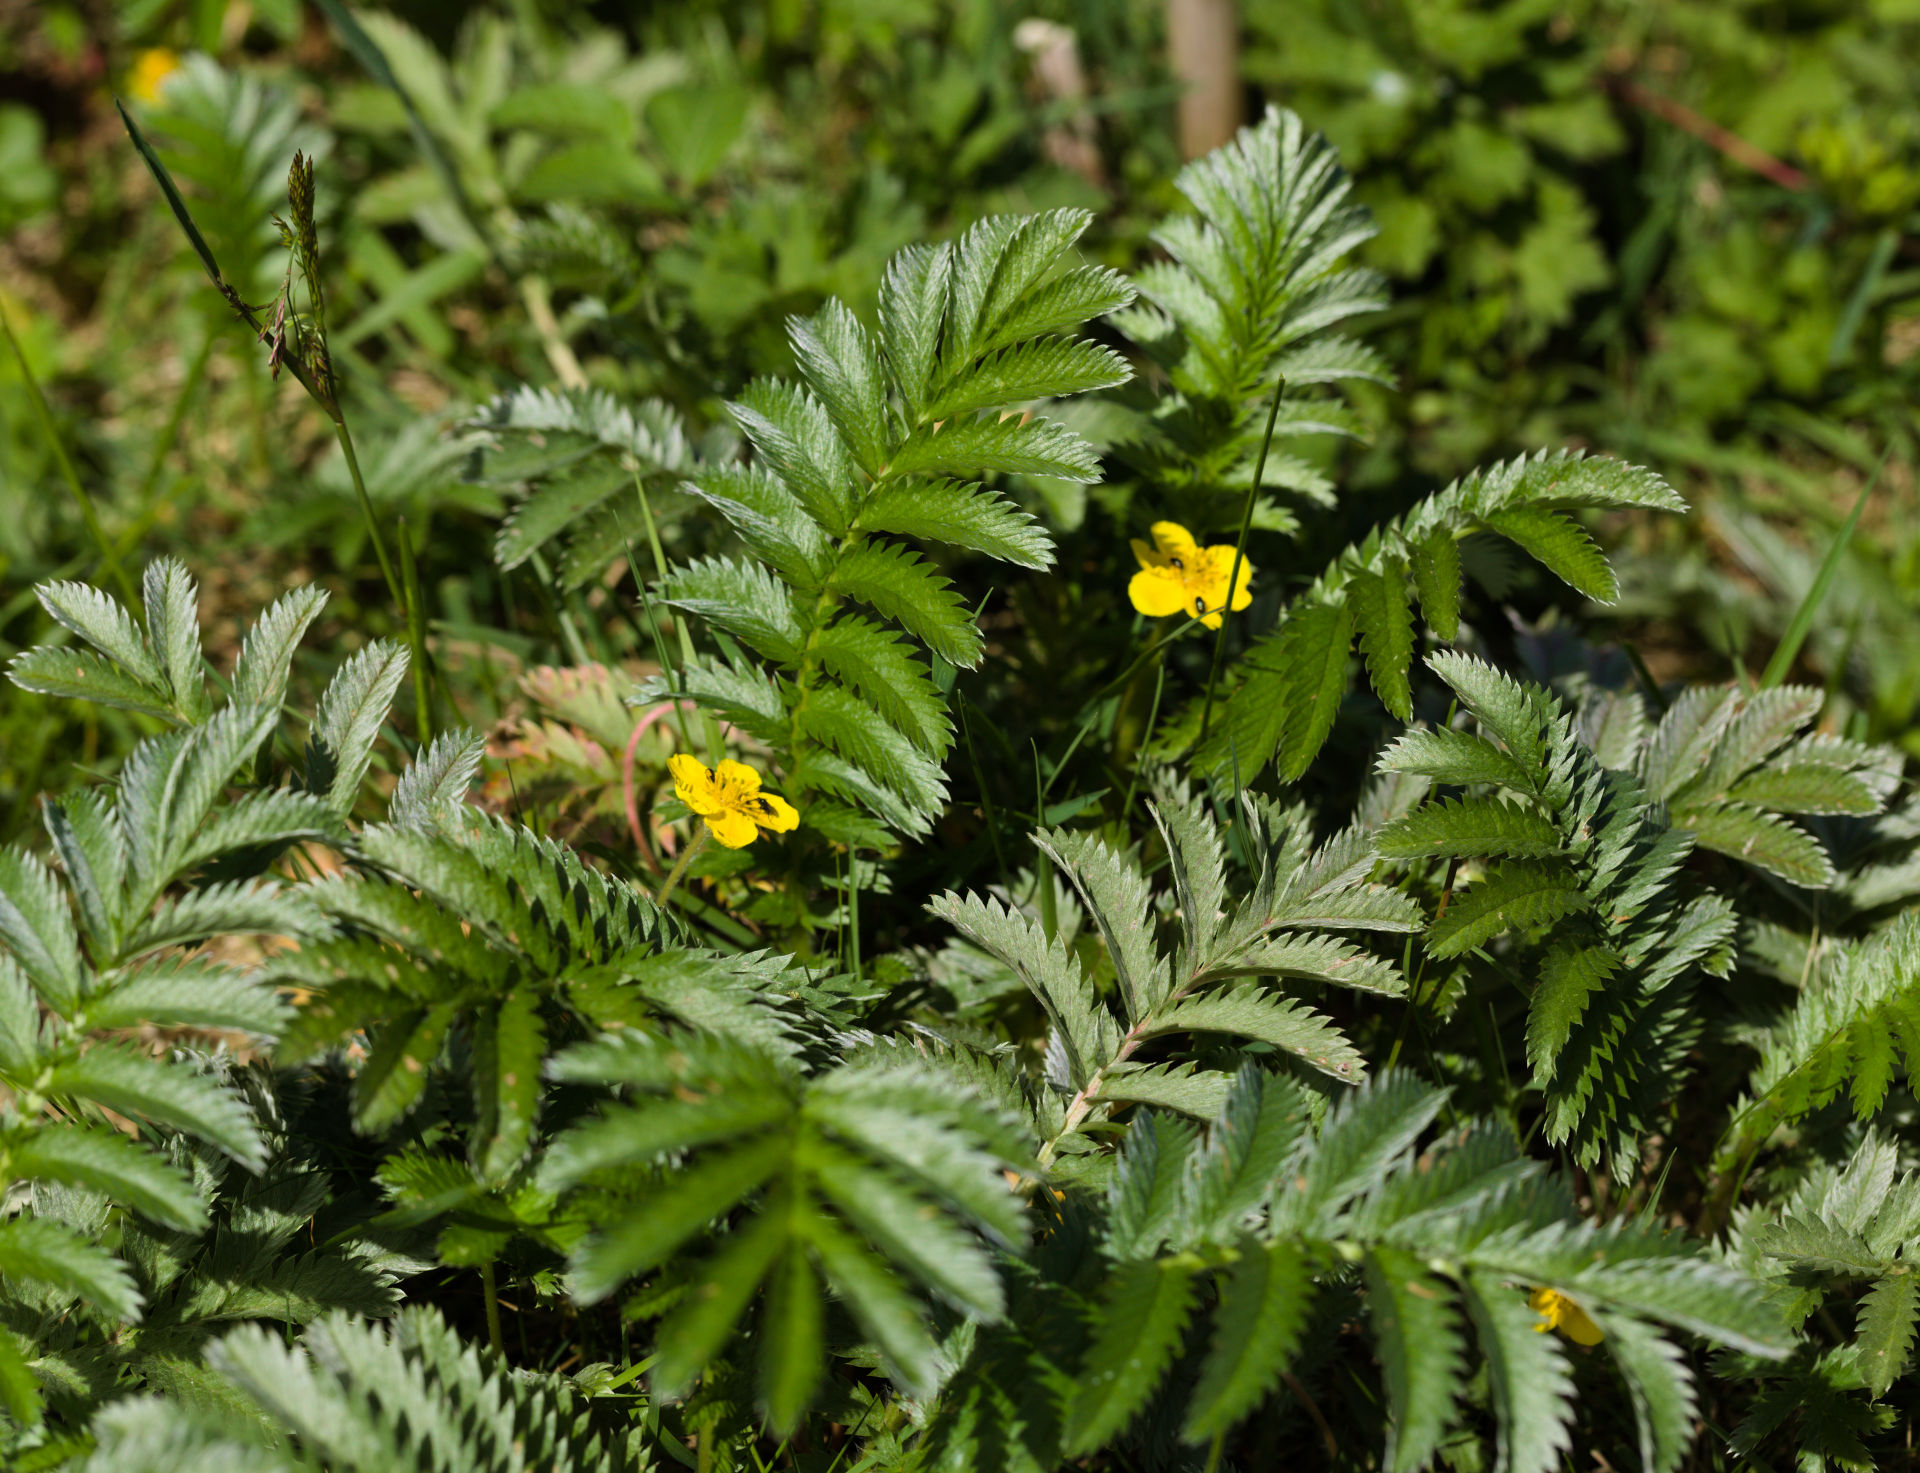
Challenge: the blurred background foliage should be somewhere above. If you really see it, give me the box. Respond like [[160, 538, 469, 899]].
[[6, 0, 1920, 829]]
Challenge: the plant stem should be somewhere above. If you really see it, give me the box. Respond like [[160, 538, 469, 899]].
[[481, 1259, 504, 1356], [332, 417, 405, 615], [1198, 373, 1286, 753], [655, 826, 710, 909], [397, 516, 435, 744], [2, 304, 136, 604]]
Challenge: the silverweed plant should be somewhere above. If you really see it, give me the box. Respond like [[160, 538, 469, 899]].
[[7, 68, 1920, 1473]]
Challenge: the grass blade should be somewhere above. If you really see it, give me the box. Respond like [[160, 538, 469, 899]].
[[1758, 448, 1888, 690]]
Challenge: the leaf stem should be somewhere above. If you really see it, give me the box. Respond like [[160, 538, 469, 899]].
[[1198, 373, 1286, 752]]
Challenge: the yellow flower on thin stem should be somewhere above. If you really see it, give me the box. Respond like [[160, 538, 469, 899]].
[[1529, 1286, 1604, 1345], [129, 48, 181, 105], [668, 754, 800, 850], [1127, 521, 1254, 630]]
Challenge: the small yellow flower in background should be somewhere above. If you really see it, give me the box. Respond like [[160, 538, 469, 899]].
[[1529, 1286, 1603, 1345], [1127, 520, 1254, 630], [128, 48, 182, 105], [669, 754, 799, 849]]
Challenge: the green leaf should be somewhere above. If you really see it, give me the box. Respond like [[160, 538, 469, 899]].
[[659, 556, 806, 664], [833, 540, 982, 667], [1483, 506, 1615, 601], [1601, 1316, 1696, 1473], [1426, 652, 1554, 778], [232, 584, 328, 711], [810, 1144, 1004, 1319], [1365, 1248, 1466, 1473], [731, 381, 854, 536], [1676, 803, 1834, 888], [389, 729, 485, 828], [352, 1003, 457, 1134], [1063, 1257, 1199, 1455], [795, 684, 948, 820], [1855, 1270, 1920, 1398], [1408, 527, 1461, 642], [10, 1124, 207, 1232], [1725, 761, 1884, 817], [804, 1208, 942, 1395], [0, 1216, 141, 1319], [1279, 1072, 1446, 1231], [48, 1046, 264, 1169], [1526, 944, 1621, 1079], [1378, 726, 1536, 792], [760, 1237, 825, 1433], [143, 559, 209, 721], [790, 299, 890, 476], [494, 459, 629, 570], [1462, 1274, 1575, 1473], [1376, 798, 1565, 862], [924, 338, 1130, 421], [35, 579, 162, 687], [572, 1133, 790, 1302], [1035, 827, 1166, 1021], [685, 463, 831, 589], [0, 1325, 41, 1428], [0, 846, 83, 1014], [858, 479, 1054, 569], [1350, 562, 1415, 721], [1427, 863, 1588, 960], [1182, 1238, 1313, 1441], [879, 241, 952, 420], [472, 987, 545, 1182], [652, 1210, 787, 1398], [888, 414, 1101, 483], [812, 617, 951, 755], [9, 646, 180, 719], [1149, 985, 1364, 1082]]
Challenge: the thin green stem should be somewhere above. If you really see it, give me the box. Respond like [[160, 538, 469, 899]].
[[332, 417, 405, 614], [1198, 374, 1287, 752], [397, 516, 435, 744], [480, 1259, 504, 1356], [2, 304, 136, 604], [654, 826, 710, 910]]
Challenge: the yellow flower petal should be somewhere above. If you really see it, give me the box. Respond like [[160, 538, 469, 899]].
[[1129, 537, 1160, 570], [1200, 544, 1255, 611], [129, 48, 180, 105], [704, 808, 761, 849], [1528, 1287, 1603, 1345], [1149, 521, 1202, 571], [715, 759, 763, 794], [753, 792, 801, 833], [1129, 567, 1192, 619], [669, 753, 724, 814]]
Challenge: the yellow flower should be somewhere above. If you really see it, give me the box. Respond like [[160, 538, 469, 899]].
[[1127, 521, 1254, 630], [668, 754, 800, 849], [1529, 1286, 1603, 1346], [128, 48, 181, 105]]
